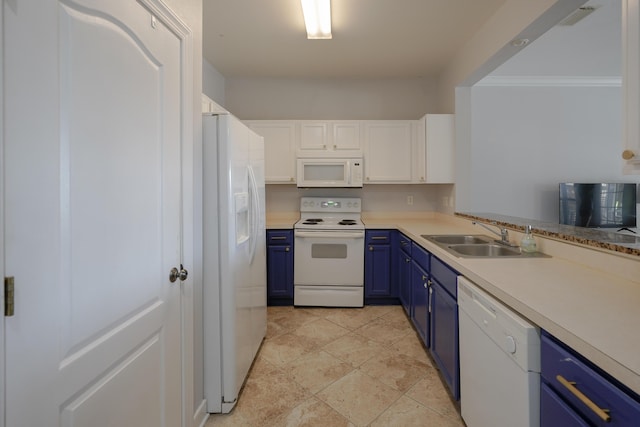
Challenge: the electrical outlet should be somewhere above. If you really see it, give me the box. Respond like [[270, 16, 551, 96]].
[[407, 195, 413, 205]]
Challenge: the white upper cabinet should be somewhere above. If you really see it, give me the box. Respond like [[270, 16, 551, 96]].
[[623, 0, 640, 173], [422, 114, 455, 183], [245, 121, 297, 183], [362, 121, 423, 183], [299, 121, 361, 152]]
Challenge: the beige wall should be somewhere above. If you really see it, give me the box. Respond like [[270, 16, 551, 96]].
[[225, 76, 439, 120]]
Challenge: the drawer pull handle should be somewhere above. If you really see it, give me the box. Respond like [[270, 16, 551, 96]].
[[371, 236, 388, 240], [270, 236, 287, 240], [556, 375, 611, 422]]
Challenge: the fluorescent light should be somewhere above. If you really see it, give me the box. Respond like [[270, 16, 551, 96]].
[[301, 0, 332, 39]]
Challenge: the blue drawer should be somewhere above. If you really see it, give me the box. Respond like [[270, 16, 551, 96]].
[[541, 333, 640, 426], [366, 230, 392, 245], [267, 230, 293, 245], [411, 242, 430, 271], [430, 256, 458, 298], [398, 233, 412, 255]]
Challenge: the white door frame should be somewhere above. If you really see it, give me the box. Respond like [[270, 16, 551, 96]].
[[141, 1, 196, 426], [0, 1, 5, 425]]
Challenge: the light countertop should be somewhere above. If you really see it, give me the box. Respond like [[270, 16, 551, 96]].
[[266, 212, 299, 229], [362, 212, 640, 396]]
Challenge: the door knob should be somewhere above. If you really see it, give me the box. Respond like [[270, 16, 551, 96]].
[[169, 266, 189, 283]]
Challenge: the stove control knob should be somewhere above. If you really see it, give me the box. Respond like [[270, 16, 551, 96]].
[[505, 335, 516, 354]]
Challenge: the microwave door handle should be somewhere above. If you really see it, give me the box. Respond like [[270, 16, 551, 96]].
[[346, 161, 351, 185]]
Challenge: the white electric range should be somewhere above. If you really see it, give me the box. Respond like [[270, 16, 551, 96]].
[[293, 197, 365, 307]]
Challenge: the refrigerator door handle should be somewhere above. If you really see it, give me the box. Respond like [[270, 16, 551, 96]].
[[247, 165, 260, 264]]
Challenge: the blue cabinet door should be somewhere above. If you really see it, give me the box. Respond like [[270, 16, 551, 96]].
[[365, 243, 392, 296], [364, 230, 397, 304], [411, 261, 429, 346], [267, 230, 294, 305], [430, 280, 459, 400], [398, 248, 412, 315]]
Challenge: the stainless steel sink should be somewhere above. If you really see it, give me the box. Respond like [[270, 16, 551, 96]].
[[422, 234, 493, 245], [422, 234, 550, 258], [447, 243, 522, 258]]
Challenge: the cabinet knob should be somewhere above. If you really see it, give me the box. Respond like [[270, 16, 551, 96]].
[[622, 149, 636, 160], [285, 247, 290, 252], [333, 144, 337, 149], [369, 246, 374, 251], [366, 177, 370, 181], [290, 177, 294, 182], [423, 282, 427, 288], [405, 258, 410, 263], [422, 275, 427, 281]]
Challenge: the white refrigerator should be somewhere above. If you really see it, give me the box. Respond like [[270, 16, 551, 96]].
[[203, 113, 267, 413]]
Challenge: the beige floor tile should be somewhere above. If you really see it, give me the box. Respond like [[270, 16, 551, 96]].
[[259, 332, 316, 367], [380, 306, 415, 331], [360, 349, 432, 392], [354, 316, 412, 346], [267, 306, 321, 337], [322, 332, 387, 367], [323, 307, 382, 330], [406, 374, 461, 420], [317, 369, 402, 426], [272, 396, 356, 427], [290, 317, 350, 348], [206, 410, 254, 427], [386, 329, 433, 366], [370, 395, 464, 427], [232, 368, 311, 426], [286, 350, 354, 394]]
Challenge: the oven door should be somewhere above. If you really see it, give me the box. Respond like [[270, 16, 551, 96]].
[[294, 230, 365, 286]]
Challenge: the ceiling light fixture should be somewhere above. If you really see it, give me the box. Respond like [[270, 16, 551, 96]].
[[301, 0, 332, 39]]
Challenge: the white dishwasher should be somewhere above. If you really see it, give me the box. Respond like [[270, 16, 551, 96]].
[[458, 276, 541, 427]]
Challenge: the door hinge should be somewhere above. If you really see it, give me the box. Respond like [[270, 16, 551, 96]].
[[5, 276, 15, 317]]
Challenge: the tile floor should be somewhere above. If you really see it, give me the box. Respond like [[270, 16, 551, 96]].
[[206, 305, 465, 427]]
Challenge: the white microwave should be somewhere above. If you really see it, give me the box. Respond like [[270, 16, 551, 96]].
[[296, 157, 364, 188]]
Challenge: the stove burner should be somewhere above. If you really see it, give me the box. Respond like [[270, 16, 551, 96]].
[[302, 218, 324, 225], [339, 220, 357, 225]]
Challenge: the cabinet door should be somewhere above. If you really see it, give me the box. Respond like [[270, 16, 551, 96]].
[[332, 121, 361, 150], [247, 121, 296, 183], [365, 243, 393, 298], [398, 249, 412, 315], [411, 261, 430, 346], [267, 244, 293, 301], [363, 121, 414, 183], [299, 121, 329, 151], [424, 114, 455, 183], [430, 281, 459, 400]]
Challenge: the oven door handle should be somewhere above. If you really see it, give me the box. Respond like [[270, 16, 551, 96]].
[[295, 231, 364, 239]]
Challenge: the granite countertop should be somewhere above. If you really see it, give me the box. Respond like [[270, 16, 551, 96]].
[[362, 212, 640, 396], [456, 212, 640, 257]]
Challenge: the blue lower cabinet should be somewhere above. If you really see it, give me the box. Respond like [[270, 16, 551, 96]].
[[411, 261, 429, 345], [541, 331, 640, 426], [397, 233, 413, 315], [430, 280, 459, 400], [364, 230, 398, 305], [266, 230, 294, 305]]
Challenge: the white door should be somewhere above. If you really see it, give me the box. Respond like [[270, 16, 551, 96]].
[[4, 1, 187, 426]]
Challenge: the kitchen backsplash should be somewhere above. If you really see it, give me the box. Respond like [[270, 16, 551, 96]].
[[266, 184, 455, 214]]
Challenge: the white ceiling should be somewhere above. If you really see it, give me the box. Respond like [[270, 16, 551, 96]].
[[203, 0, 620, 81], [203, 0, 508, 79]]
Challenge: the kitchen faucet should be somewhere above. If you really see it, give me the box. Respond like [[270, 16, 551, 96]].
[[472, 221, 518, 247]]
